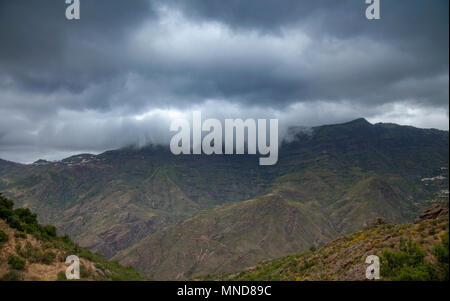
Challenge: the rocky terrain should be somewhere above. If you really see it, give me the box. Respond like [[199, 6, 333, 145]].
[[201, 203, 449, 281]]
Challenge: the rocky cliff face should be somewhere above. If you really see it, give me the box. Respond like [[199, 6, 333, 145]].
[[415, 202, 449, 222]]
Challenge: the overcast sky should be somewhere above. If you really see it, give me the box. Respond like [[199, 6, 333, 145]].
[[0, 0, 448, 163]]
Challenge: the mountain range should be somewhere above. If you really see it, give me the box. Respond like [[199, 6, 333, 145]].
[[0, 118, 448, 279]]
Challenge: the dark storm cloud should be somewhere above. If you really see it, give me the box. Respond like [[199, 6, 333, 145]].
[[0, 0, 154, 94], [164, 0, 448, 42], [0, 0, 448, 107], [164, 0, 449, 62], [0, 0, 448, 162], [158, 0, 448, 106]]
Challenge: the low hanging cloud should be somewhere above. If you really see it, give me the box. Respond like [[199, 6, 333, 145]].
[[0, 0, 448, 163]]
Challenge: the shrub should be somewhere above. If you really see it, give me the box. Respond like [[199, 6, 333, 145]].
[[80, 264, 92, 278], [19, 242, 38, 262], [14, 208, 38, 225], [15, 243, 22, 254], [17, 241, 57, 265], [57, 271, 67, 281], [1, 196, 59, 240], [6, 216, 23, 232], [383, 263, 436, 281], [1, 270, 22, 281], [433, 233, 449, 280], [0, 229, 8, 249], [0, 230, 8, 243], [380, 235, 448, 281], [14, 231, 27, 239], [41, 251, 56, 265], [43, 225, 57, 238], [8, 254, 26, 271], [0, 195, 14, 220]]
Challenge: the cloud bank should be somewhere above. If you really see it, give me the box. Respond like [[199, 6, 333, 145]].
[[0, 0, 448, 162]]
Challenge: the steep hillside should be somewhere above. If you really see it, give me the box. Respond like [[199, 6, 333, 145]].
[[0, 195, 148, 281], [114, 193, 339, 280], [114, 171, 445, 280], [0, 147, 273, 257], [113, 123, 449, 280], [0, 119, 448, 263], [201, 203, 449, 281]]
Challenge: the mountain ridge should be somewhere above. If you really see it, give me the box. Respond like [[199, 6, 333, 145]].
[[0, 119, 448, 278]]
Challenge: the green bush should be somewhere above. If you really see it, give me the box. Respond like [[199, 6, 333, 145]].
[[432, 234, 449, 280], [14, 208, 38, 225], [80, 265, 91, 278], [15, 243, 21, 254], [7, 254, 26, 271], [381, 236, 448, 281], [18, 242, 38, 262], [1, 270, 22, 281], [14, 231, 27, 239], [43, 225, 57, 238], [383, 263, 436, 281], [0, 229, 8, 249], [0, 195, 14, 220], [6, 216, 23, 232], [0, 195, 58, 240], [0, 230, 8, 243], [57, 271, 67, 281], [41, 250, 56, 265]]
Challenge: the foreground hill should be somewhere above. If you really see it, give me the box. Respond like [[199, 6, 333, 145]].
[[0, 119, 448, 277], [0, 195, 148, 281], [200, 203, 449, 281]]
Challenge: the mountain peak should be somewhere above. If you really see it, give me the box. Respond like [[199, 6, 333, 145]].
[[32, 159, 51, 165], [345, 118, 372, 126], [316, 118, 373, 131]]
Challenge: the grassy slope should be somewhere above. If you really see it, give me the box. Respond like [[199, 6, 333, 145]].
[[0, 195, 148, 281]]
